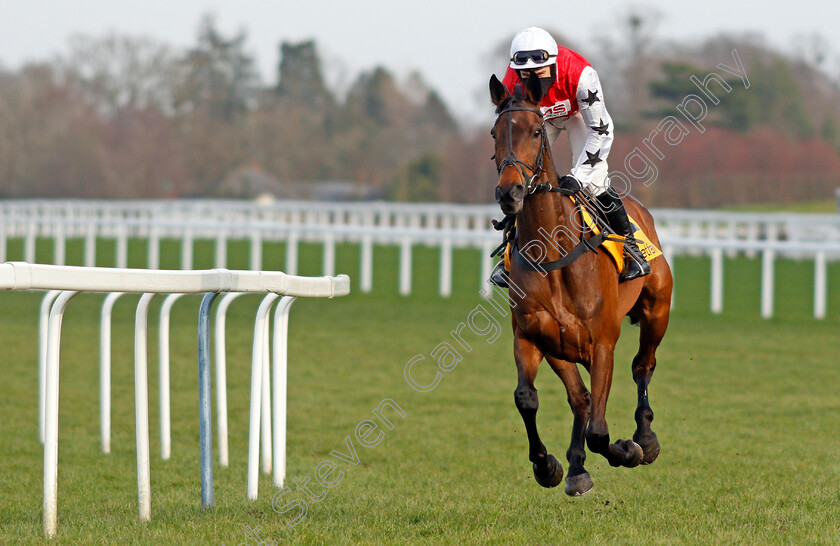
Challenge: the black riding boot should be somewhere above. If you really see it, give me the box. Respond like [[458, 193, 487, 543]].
[[596, 189, 651, 282], [489, 260, 509, 288]]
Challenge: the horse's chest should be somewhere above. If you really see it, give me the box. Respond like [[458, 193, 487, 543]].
[[514, 305, 593, 362]]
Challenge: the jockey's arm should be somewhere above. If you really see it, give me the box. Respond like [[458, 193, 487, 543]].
[[568, 66, 614, 195]]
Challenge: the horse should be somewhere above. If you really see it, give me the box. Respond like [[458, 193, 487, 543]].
[[488, 73, 673, 496]]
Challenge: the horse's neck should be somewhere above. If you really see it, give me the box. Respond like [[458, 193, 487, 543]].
[[516, 154, 580, 261]]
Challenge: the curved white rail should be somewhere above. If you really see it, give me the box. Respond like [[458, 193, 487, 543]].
[[38, 290, 61, 443], [99, 292, 124, 454], [213, 292, 245, 467], [158, 293, 185, 460], [247, 293, 280, 500], [2, 262, 350, 539], [272, 296, 296, 488], [43, 291, 78, 538], [134, 293, 155, 522]]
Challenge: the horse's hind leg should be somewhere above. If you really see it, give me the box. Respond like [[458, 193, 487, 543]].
[[630, 268, 672, 465], [546, 356, 593, 496], [586, 343, 644, 468], [513, 329, 564, 488]]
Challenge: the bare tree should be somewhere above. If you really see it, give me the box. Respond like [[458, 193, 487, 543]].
[[792, 33, 831, 69], [0, 64, 110, 197], [59, 34, 182, 117], [616, 5, 662, 127]]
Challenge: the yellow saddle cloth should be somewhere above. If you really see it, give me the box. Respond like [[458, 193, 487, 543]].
[[504, 197, 662, 273]]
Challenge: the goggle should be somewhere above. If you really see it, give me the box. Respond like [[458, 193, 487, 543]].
[[511, 49, 555, 66]]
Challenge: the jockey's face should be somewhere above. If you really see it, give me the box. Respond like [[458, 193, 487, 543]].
[[518, 65, 552, 81]]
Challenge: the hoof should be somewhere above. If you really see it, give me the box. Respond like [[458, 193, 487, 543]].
[[610, 439, 644, 468], [564, 472, 593, 497], [532, 454, 564, 488], [624, 440, 644, 467], [634, 431, 660, 465]]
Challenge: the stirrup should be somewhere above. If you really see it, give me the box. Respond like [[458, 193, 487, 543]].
[[489, 261, 509, 288], [620, 259, 650, 282], [620, 242, 651, 282]]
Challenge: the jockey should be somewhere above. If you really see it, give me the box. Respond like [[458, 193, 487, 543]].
[[490, 27, 650, 285]]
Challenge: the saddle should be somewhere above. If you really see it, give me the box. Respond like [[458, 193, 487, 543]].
[[494, 196, 662, 275]]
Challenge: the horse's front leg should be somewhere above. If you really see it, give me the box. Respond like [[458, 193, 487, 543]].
[[513, 328, 563, 488], [546, 356, 593, 496], [586, 343, 644, 468]]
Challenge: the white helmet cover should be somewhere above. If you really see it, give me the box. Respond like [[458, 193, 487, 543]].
[[509, 27, 559, 69]]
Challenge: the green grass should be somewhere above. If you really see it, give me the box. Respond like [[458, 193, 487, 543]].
[[1, 240, 839, 544]]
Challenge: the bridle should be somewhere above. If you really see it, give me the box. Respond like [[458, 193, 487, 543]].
[[495, 105, 550, 195]]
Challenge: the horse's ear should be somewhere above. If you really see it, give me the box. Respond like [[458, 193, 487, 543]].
[[489, 75, 509, 107], [525, 73, 544, 105]]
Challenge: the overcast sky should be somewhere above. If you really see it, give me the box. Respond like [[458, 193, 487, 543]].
[[2, 1, 839, 125]]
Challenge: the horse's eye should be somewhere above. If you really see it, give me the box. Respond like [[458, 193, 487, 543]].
[[533, 129, 542, 138]]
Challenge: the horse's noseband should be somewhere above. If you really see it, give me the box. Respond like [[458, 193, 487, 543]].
[[495, 106, 548, 194]]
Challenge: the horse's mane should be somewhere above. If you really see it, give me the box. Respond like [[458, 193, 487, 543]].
[[494, 83, 532, 114]]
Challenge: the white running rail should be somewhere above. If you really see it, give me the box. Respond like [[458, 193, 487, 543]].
[[0, 262, 350, 539], [2, 199, 838, 316]]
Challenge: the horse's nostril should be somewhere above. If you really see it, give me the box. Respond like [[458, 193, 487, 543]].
[[496, 184, 525, 204]]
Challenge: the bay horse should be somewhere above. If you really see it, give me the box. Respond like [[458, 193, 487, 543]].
[[489, 74, 673, 496]]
